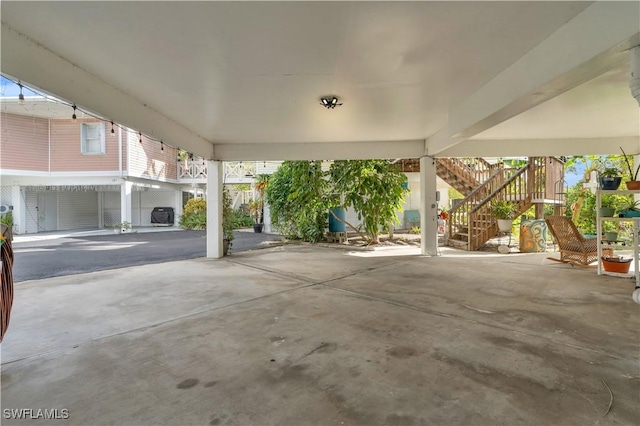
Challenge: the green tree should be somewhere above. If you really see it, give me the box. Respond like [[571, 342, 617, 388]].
[[265, 161, 332, 242], [329, 160, 408, 244]]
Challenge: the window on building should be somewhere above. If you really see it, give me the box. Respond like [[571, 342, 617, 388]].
[[81, 122, 105, 155]]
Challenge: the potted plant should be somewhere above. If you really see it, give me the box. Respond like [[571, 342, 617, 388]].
[[491, 200, 516, 232], [249, 174, 269, 233], [598, 166, 622, 190], [113, 221, 132, 234], [618, 199, 640, 218], [222, 187, 234, 255], [620, 147, 640, 190], [598, 196, 616, 217], [248, 198, 264, 233]]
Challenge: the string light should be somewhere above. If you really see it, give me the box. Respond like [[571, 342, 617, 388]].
[[2, 75, 179, 156], [17, 82, 25, 105]]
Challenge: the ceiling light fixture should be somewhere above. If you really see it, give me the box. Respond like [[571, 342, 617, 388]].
[[160, 140, 164, 151], [319, 96, 342, 109], [71, 104, 77, 121], [110, 121, 115, 136]]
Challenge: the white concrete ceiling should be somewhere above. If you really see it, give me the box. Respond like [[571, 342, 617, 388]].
[[1, 1, 638, 159]]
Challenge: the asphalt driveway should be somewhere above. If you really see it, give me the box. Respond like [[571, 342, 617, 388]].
[[12, 229, 284, 282]]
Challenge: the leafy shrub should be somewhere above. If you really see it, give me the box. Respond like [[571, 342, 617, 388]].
[[0, 211, 13, 229], [265, 161, 330, 242], [231, 209, 253, 228], [181, 198, 207, 230], [183, 198, 206, 216]]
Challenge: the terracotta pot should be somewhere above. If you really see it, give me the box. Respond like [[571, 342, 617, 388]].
[[602, 257, 631, 274], [626, 180, 640, 190]]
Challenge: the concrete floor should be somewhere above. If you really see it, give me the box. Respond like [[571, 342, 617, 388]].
[[1, 245, 639, 425]]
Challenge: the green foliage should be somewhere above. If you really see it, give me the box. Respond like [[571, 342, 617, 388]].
[[329, 160, 408, 244], [491, 200, 516, 220], [620, 147, 640, 180], [180, 197, 208, 230], [409, 226, 421, 235], [183, 198, 206, 216], [233, 183, 251, 191], [248, 199, 263, 224], [620, 199, 640, 212], [230, 210, 253, 228], [265, 161, 331, 242], [600, 167, 621, 178], [254, 174, 270, 193], [0, 211, 13, 229], [222, 188, 234, 242], [113, 220, 132, 230], [180, 212, 207, 230]]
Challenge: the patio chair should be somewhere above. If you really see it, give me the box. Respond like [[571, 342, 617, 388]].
[[545, 215, 609, 267]]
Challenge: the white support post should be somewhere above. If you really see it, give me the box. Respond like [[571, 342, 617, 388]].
[[420, 156, 438, 256], [11, 186, 25, 235], [263, 200, 272, 234], [98, 192, 104, 229], [174, 189, 183, 228], [206, 160, 223, 258], [120, 181, 133, 231]]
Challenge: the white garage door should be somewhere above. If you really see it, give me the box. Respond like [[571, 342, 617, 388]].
[[58, 191, 99, 231]]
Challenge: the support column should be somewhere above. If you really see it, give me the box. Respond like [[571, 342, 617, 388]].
[[420, 157, 438, 256], [174, 189, 183, 228], [11, 186, 25, 235], [98, 192, 104, 229], [263, 201, 272, 234], [206, 160, 223, 258], [120, 181, 133, 231]]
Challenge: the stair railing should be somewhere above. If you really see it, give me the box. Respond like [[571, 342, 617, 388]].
[[448, 158, 546, 250]]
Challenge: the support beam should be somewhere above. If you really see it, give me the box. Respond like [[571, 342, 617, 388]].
[[438, 137, 640, 158], [420, 156, 438, 256], [214, 140, 425, 161], [206, 160, 223, 259], [426, 1, 640, 156], [1, 24, 214, 159], [449, 2, 640, 140]]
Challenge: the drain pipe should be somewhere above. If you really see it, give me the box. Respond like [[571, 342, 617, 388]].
[[631, 45, 640, 106]]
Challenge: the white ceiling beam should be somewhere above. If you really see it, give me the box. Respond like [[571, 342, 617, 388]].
[[442, 1, 640, 146], [214, 140, 425, 161], [438, 137, 640, 158], [1, 24, 214, 159]]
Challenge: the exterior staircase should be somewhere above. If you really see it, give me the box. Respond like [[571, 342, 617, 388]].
[[441, 157, 564, 251], [435, 157, 500, 196]]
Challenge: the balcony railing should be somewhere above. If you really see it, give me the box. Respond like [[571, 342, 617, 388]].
[[177, 160, 259, 181]]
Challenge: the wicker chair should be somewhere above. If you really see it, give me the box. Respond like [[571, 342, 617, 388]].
[[545, 215, 608, 267]]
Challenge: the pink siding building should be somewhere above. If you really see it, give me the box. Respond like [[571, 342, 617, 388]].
[[0, 99, 186, 234]]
